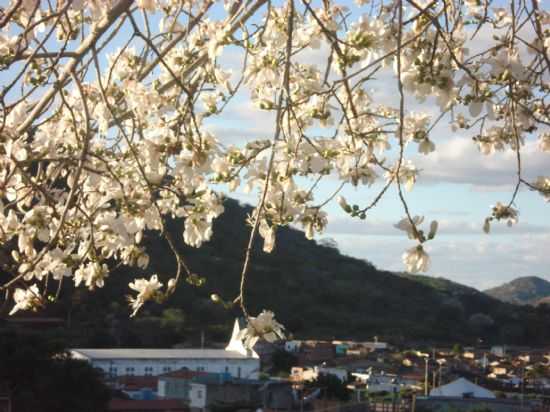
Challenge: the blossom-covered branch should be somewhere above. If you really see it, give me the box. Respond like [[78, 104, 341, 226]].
[[0, 0, 548, 340]]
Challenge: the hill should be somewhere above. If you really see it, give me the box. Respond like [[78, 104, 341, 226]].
[[32, 198, 550, 348], [485, 276, 550, 306]]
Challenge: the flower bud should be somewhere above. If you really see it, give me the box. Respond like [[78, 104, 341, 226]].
[[337, 196, 351, 213], [167, 278, 177, 293], [428, 220, 438, 240], [483, 218, 491, 234]]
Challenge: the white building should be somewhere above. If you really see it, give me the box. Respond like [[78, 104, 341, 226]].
[[362, 341, 388, 351], [490, 345, 506, 357], [430, 378, 496, 399], [188, 382, 207, 409], [351, 371, 421, 394], [71, 319, 260, 378]]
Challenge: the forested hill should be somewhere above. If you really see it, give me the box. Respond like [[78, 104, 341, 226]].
[[48, 198, 550, 348], [485, 276, 550, 306]]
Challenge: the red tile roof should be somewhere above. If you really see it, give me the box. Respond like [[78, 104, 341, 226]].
[[115, 376, 159, 390]]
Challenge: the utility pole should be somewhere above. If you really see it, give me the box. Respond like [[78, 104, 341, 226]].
[[521, 364, 525, 410], [424, 357, 429, 396], [432, 348, 439, 390]]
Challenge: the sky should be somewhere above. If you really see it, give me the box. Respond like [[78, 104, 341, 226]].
[[201, 1, 550, 291], [216, 104, 550, 291]]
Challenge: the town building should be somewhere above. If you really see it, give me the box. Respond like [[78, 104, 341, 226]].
[[290, 366, 348, 383], [351, 370, 421, 394], [297, 341, 335, 365], [158, 371, 294, 412], [71, 319, 259, 378], [429, 377, 496, 398]]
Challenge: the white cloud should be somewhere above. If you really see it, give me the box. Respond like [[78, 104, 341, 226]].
[[415, 138, 550, 188], [328, 231, 550, 290], [325, 214, 550, 237]]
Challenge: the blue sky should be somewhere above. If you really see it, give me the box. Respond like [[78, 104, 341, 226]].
[[200, 1, 550, 290]]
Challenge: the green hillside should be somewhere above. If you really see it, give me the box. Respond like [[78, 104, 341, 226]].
[[42, 198, 550, 347]]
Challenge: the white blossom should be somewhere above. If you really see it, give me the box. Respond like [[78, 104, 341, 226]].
[[539, 133, 550, 152], [394, 216, 424, 240], [9, 284, 41, 315], [402, 245, 431, 273], [128, 274, 163, 316], [136, 0, 157, 11], [491, 202, 519, 227], [532, 177, 550, 202], [74, 262, 109, 290], [259, 219, 276, 253], [238, 310, 285, 348]]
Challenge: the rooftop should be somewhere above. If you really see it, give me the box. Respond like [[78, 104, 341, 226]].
[[70, 348, 255, 360], [115, 375, 159, 390]]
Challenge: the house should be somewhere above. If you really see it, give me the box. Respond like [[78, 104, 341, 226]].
[[518, 354, 531, 363], [420, 377, 541, 412], [114, 376, 159, 399], [416, 396, 542, 412], [334, 343, 349, 356], [351, 370, 420, 394], [284, 340, 302, 353], [158, 371, 294, 412], [158, 371, 224, 400], [491, 346, 506, 357], [297, 341, 335, 365], [290, 366, 348, 383], [490, 366, 507, 377], [361, 341, 388, 352], [462, 351, 475, 360], [429, 377, 496, 399], [345, 348, 366, 357], [71, 320, 260, 378]]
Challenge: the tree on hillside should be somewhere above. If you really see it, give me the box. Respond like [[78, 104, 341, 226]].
[[0, 0, 548, 338], [452, 343, 463, 357]]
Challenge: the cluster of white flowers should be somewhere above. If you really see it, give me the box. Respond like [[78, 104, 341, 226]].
[[394, 216, 438, 273], [9, 284, 42, 316], [532, 177, 550, 202], [402, 245, 431, 274], [0, 0, 548, 319], [238, 310, 285, 348], [483, 202, 520, 234], [128, 274, 164, 317]]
